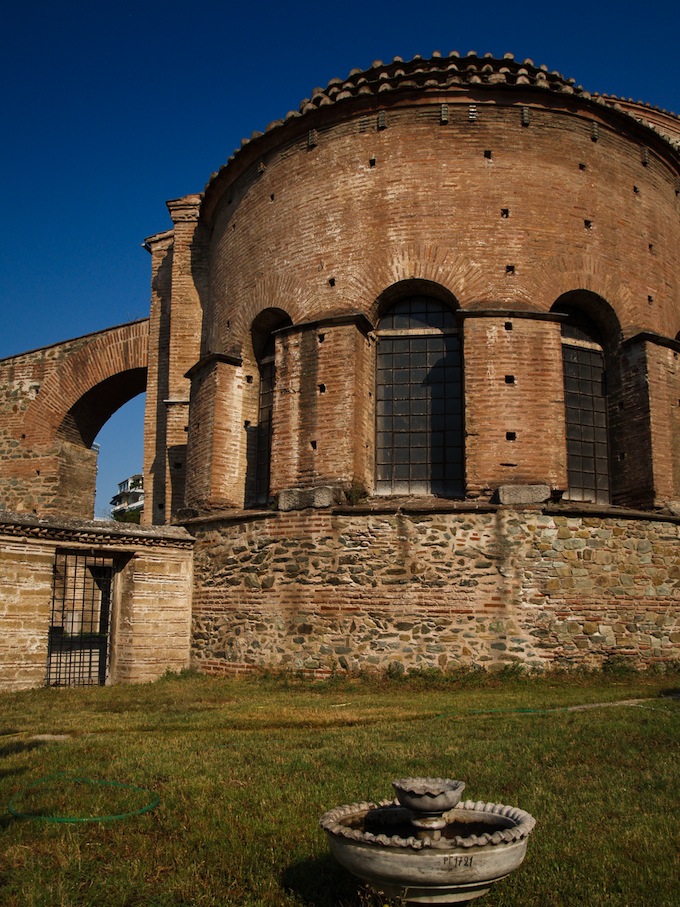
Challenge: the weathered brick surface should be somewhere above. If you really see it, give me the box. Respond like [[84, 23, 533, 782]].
[[0, 538, 54, 689], [184, 355, 245, 510], [463, 315, 567, 497], [0, 515, 193, 691], [2, 55, 680, 681], [142, 197, 204, 525], [112, 547, 193, 683], [0, 322, 148, 518], [181, 64, 680, 514], [271, 317, 374, 494]]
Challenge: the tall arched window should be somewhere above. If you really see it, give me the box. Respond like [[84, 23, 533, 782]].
[[246, 309, 292, 507], [375, 296, 463, 496], [254, 334, 276, 503], [557, 305, 611, 503]]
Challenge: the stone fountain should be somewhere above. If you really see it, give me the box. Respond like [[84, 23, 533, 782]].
[[320, 777, 535, 905]]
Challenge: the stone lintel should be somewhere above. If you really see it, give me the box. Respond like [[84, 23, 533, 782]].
[[278, 486, 344, 511], [460, 309, 565, 322], [166, 194, 203, 223], [622, 331, 680, 352], [496, 484, 552, 504]]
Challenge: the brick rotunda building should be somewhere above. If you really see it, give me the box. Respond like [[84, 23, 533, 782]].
[[2, 52, 680, 687]]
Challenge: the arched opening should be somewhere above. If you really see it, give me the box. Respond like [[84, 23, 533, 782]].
[[552, 292, 622, 505], [94, 393, 146, 520], [375, 295, 463, 497], [555, 305, 610, 503], [54, 368, 147, 520], [245, 309, 293, 506]]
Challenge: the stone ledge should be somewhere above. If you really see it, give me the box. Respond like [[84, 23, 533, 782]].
[[0, 510, 195, 548], [495, 484, 552, 505], [278, 486, 343, 511]]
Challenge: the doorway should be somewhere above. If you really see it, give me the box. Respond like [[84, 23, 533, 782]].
[[47, 551, 115, 685]]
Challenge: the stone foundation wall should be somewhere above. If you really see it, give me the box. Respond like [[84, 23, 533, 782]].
[[190, 504, 680, 674]]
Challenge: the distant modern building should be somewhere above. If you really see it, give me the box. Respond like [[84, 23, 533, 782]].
[[1, 51, 679, 689], [110, 474, 144, 520]]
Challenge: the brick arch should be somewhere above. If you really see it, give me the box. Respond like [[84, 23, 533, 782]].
[[533, 254, 635, 331], [23, 320, 149, 451], [374, 279, 461, 321], [226, 272, 306, 358], [550, 289, 623, 351]]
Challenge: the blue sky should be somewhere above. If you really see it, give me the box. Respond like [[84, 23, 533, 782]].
[[2, 1, 679, 516]]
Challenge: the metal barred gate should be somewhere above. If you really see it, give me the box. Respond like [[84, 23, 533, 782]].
[[47, 551, 115, 686]]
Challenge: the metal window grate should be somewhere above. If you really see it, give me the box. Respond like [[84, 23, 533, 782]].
[[562, 344, 610, 503], [47, 551, 114, 686], [376, 297, 463, 497], [254, 353, 275, 504]]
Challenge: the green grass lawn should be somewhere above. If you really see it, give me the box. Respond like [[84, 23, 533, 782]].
[[1, 667, 678, 906]]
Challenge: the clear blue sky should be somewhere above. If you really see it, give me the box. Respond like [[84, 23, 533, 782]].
[[2, 1, 678, 517]]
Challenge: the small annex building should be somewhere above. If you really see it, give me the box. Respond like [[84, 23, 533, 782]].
[[1, 52, 680, 689]]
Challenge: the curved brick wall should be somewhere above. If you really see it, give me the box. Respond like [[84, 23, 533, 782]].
[[200, 54, 680, 349], [207, 99, 680, 346], [177, 53, 680, 513], [4, 54, 677, 680], [175, 54, 680, 673]]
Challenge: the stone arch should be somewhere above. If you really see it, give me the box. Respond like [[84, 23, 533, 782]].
[[16, 320, 148, 517]]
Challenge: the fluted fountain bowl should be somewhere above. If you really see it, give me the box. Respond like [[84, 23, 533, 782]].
[[393, 777, 466, 814], [320, 780, 535, 905]]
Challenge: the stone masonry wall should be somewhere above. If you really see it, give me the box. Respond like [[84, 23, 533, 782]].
[[0, 514, 194, 691], [0, 535, 54, 689], [190, 505, 680, 674]]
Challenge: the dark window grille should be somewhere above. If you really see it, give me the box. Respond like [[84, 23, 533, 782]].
[[47, 551, 114, 686], [254, 347, 275, 504], [559, 307, 611, 503], [376, 296, 463, 496]]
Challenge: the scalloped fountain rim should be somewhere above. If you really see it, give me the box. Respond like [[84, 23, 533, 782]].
[[393, 776, 466, 812], [320, 797, 536, 851]]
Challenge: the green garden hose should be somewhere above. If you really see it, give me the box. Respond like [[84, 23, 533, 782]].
[[8, 772, 160, 823]]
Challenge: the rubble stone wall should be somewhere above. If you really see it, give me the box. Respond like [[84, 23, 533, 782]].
[[190, 505, 680, 674]]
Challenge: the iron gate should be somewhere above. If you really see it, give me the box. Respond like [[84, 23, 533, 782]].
[[47, 551, 115, 686]]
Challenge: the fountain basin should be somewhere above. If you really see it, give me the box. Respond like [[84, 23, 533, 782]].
[[320, 796, 535, 905]]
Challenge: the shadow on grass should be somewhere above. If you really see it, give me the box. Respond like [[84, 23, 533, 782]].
[[0, 738, 45, 779], [0, 812, 21, 830], [283, 853, 363, 906]]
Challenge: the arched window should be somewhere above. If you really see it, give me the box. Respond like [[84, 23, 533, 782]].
[[375, 296, 463, 496], [246, 310, 292, 506], [254, 334, 276, 503], [557, 305, 610, 503]]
